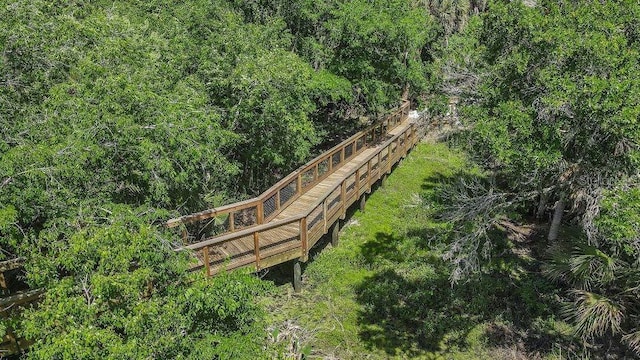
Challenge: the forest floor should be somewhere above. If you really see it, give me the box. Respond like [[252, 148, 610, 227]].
[[260, 141, 582, 360]]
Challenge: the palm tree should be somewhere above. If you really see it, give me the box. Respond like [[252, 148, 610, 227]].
[[544, 242, 640, 355]]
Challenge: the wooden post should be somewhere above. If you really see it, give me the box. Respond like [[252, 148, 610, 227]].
[[381, 173, 388, 188], [253, 232, 260, 270], [331, 221, 339, 247], [297, 173, 302, 195], [341, 180, 346, 218], [293, 260, 302, 293], [300, 218, 308, 259], [355, 169, 361, 193], [203, 247, 210, 277], [367, 160, 372, 192], [359, 194, 366, 213], [181, 229, 188, 245], [323, 200, 328, 232], [257, 202, 264, 224], [229, 212, 235, 232], [276, 190, 281, 210], [403, 133, 408, 156]]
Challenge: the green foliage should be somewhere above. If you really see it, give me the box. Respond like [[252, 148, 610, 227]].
[[21, 206, 270, 359], [542, 184, 640, 354], [0, 0, 441, 357], [0, 205, 18, 259], [324, 0, 435, 108], [419, 0, 488, 39], [445, 0, 640, 196], [257, 0, 439, 110], [596, 185, 640, 260], [433, 1, 640, 355], [1, 2, 317, 356], [219, 49, 321, 190]]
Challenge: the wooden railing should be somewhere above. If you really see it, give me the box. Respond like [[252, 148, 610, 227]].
[[166, 101, 410, 244], [178, 118, 420, 276]]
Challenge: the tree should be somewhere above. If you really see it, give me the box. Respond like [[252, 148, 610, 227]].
[[21, 206, 270, 359], [433, 0, 640, 354], [544, 182, 640, 355], [437, 0, 640, 260]]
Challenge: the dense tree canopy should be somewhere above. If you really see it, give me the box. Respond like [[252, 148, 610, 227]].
[[0, 0, 439, 357], [2, 0, 639, 357]]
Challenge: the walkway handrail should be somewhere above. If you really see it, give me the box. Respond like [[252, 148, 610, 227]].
[[180, 118, 419, 275], [166, 100, 410, 243]]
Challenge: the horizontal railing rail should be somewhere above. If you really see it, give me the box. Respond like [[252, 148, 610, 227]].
[[167, 100, 410, 244]]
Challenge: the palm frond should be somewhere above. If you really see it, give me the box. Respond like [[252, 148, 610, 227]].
[[544, 243, 622, 290], [569, 245, 620, 287], [622, 329, 640, 356], [565, 289, 624, 339]]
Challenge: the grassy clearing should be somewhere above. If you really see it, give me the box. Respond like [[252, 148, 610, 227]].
[[261, 142, 578, 359]]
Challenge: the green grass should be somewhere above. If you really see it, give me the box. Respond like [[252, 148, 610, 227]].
[[261, 142, 577, 359]]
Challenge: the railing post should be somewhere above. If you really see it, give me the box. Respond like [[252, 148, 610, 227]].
[[412, 125, 417, 145], [257, 202, 264, 224], [253, 232, 260, 270], [181, 228, 188, 245], [276, 190, 281, 210], [229, 212, 235, 232], [341, 180, 346, 218], [323, 200, 328, 233], [394, 138, 398, 160], [403, 132, 408, 156], [297, 173, 302, 195], [367, 160, 372, 191], [356, 168, 361, 194], [203, 247, 210, 277], [300, 218, 308, 259]]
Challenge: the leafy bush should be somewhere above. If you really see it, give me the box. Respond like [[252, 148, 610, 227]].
[[21, 206, 271, 359]]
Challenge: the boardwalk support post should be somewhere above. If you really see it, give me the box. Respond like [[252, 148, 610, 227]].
[[381, 174, 388, 188], [359, 194, 366, 213], [293, 260, 302, 293], [331, 221, 339, 247]]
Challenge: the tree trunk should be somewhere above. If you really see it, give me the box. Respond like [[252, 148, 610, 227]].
[[536, 191, 550, 219], [547, 197, 566, 242]]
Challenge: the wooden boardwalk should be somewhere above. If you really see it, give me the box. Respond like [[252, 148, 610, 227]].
[[168, 101, 420, 284]]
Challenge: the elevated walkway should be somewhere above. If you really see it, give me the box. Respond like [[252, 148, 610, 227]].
[[168, 101, 420, 280]]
